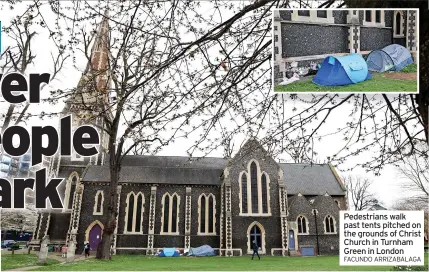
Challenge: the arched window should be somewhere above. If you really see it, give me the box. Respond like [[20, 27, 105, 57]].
[[250, 162, 258, 213], [261, 174, 268, 213], [396, 13, 401, 35], [198, 194, 216, 235], [64, 172, 78, 211], [93, 190, 104, 215], [124, 192, 145, 234], [239, 160, 271, 215], [241, 174, 248, 214], [163, 196, 170, 233], [247, 222, 266, 254], [297, 215, 308, 234], [324, 215, 336, 234], [161, 193, 180, 234], [394, 11, 404, 38]]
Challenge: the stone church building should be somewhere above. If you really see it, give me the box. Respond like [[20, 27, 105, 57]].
[[273, 9, 418, 82], [32, 13, 347, 257]]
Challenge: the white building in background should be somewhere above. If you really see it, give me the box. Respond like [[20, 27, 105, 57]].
[[0, 152, 48, 179]]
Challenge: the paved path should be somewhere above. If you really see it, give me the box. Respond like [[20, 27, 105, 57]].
[[3, 251, 94, 271], [4, 266, 41, 271]]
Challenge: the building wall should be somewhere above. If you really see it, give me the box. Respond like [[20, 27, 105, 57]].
[[37, 143, 344, 256], [76, 183, 110, 252], [274, 10, 401, 82], [48, 213, 71, 241], [360, 28, 392, 51], [281, 24, 349, 58], [116, 183, 151, 250], [288, 194, 341, 255], [227, 141, 283, 255], [189, 186, 221, 248]]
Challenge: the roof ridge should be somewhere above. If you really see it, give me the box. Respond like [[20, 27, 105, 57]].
[[122, 155, 228, 159], [87, 165, 225, 170]]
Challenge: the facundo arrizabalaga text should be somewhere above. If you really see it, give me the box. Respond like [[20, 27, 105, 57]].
[[0, 72, 100, 209]]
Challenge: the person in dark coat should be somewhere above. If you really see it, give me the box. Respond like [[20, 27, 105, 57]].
[[251, 240, 260, 260], [84, 242, 90, 258]]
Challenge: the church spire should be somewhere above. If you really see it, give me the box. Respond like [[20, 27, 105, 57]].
[[86, 8, 110, 96], [63, 10, 111, 119]]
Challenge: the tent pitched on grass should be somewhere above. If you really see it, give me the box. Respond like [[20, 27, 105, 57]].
[[366, 44, 413, 72], [189, 245, 216, 257], [158, 248, 180, 257], [312, 53, 371, 86]]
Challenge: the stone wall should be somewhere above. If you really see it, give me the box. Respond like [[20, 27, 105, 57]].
[[227, 140, 283, 255], [287, 194, 341, 255], [360, 28, 392, 51], [281, 24, 349, 58]]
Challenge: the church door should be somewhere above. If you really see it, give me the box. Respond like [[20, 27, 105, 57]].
[[249, 225, 262, 251], [89, 224, 102, 251], [289, 230, 295, 250]]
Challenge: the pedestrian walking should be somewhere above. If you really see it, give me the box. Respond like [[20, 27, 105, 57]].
[[251, 240, 260, 260]]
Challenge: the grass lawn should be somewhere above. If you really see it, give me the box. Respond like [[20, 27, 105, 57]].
[[274, 69, 417, 93], [1, 253, 59, 270], [401, 63, 418, 73], [28, 255, 397, 271]]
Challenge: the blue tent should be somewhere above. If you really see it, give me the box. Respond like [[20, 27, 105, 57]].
[[313, 53, 371, 86], [189, 245, 216, 257], [158, 248, 180, 257], [366, 44, 413, 72]]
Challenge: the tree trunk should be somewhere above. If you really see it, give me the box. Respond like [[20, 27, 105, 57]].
[[96, 140, 120, 259], [2, 230, 7, 241]]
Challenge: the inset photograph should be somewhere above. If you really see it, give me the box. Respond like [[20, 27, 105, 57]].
[[273, 9, 418, 93]]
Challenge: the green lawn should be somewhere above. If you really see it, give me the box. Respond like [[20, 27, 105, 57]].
[[1, 253, 59, 270], [274, 71, 417, 93], [401, 63, 418, 73], [2, 254, 427, 271], [29, 255, 395, 271]]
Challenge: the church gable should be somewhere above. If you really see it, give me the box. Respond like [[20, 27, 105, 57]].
[[288, 195, 313, 217], [311, 195, 340, 235], [226, 139, 281, 218], [311, 194, 340, 213], [229, 139, 279, 169]]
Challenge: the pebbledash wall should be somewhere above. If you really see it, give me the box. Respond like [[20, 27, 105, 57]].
[[273, 9, 418, 82]]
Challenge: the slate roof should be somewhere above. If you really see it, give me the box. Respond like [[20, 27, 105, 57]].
[[82, 156, 227, 186], [279, 163, 345, 196], [82, 156, 345, 195]]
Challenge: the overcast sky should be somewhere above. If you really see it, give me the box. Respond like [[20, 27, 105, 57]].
[[0, 1, 422, 209]]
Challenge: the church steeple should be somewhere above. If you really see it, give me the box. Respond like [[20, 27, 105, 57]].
[[56, 10, 111, 169], [63, 9, 111, 121], [86, 9, 110, 96]]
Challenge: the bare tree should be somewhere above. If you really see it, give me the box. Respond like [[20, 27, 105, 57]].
[[45, 0, 281, 259], [4, 0, 427, 259], [0, 1, 68, 129], [397, 144, 429, 206], [391, 198, 428, 241], [343, 175, 378, 211], [47, 0, 429, 259], [0, 1, 68, 242]]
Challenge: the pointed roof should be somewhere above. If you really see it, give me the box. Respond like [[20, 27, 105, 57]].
[[63, 10, 111, 115], [82, 155, 345, 196]]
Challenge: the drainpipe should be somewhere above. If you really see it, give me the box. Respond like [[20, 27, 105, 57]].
[[313, 209, 320, 256]]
